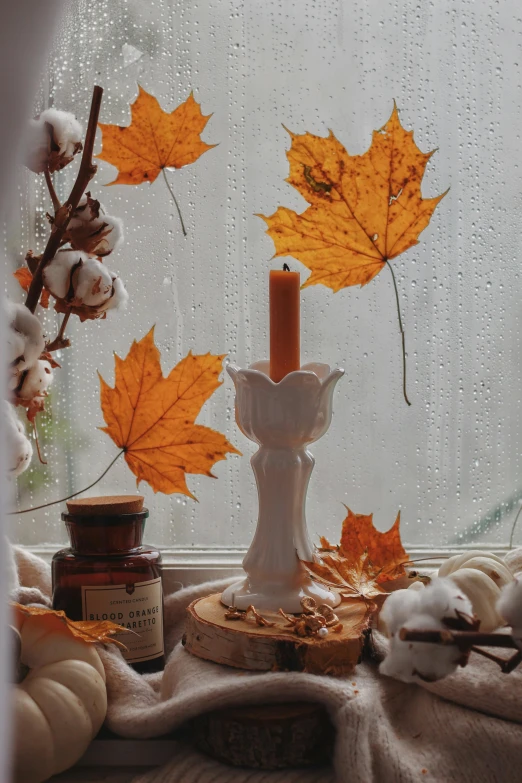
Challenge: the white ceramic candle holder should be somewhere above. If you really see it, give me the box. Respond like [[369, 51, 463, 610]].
[[221, 360, 344, 613]]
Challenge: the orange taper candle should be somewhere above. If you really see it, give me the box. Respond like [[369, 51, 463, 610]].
[[269, 265, 300, 383]]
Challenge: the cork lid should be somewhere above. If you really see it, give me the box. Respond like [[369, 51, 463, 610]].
[[66, 495, 144, 516]]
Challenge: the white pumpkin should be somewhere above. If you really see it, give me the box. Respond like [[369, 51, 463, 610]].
[[438, 551, 514, 632], [504, 547, 522, 576], [12, 607, 107, 783]]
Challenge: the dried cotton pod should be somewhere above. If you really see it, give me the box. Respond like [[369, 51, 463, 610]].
[[16, 360, 54, 422], [379, 579, 474, 684], [43, 249, 129, 321], [6, 302, 46, 389], [25, 108, 83, 173], [65, 193, 124, 256]]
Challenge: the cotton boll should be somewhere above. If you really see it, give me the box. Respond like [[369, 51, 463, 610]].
[[380, 585, 423, 637], [99, 275, 129, 313], [6, 324, 25, 366], [42, 248, 81, 299], [497, 579, 522, 640], [73, 257, 115, 307], [6, 301, 45, 374], [418, 577, 474, 624], [3, 402, 32, 477], [18, 360, 53, 403], [40, 108, 83, 159], [68, 211, 124, 256], [380, 613, 464, 684], [44, 249, 128, 320], [25, 108, 83, 173]]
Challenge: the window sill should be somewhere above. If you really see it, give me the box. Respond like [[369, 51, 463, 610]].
[[26, 545, 512, 591]]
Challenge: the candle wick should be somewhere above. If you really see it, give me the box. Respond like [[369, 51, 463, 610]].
[[283, 263, 290, 272]]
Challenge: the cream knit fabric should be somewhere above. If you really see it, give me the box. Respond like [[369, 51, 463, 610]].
[[11, 546, 522, 783]]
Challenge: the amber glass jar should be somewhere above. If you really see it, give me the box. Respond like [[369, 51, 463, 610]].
[[52, 495, 165, 673]]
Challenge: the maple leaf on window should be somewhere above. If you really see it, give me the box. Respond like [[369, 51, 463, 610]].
[[303, 506, 409, 601], [260, 104, 447, 405], [99, 328, 240, 497], [96, 87, 216, 235]]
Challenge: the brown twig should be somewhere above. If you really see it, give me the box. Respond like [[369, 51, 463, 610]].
[[25, 86, 103, 313], [399, 627, 518, 650], [44, 168, 61, 213], [469, 646, 522, 673], [46, 311, 71, 353], [32, 421, 47, 465]]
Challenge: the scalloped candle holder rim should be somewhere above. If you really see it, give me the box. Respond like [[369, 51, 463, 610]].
[[227, 361, 345, 386]]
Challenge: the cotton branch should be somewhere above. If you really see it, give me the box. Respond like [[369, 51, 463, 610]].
[[46, 311, 71, 352], [44, 168, 61, 213], [399, 627, 522, 674], [25, 86, 103, 314]]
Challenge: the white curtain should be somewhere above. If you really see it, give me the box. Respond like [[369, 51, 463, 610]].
[[0, 2, 66, 778]]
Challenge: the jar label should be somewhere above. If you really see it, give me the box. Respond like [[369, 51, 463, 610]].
[[81, 577, 164, 663]]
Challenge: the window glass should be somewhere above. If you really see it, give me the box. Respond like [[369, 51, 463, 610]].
[[8, 0, 522, 550]]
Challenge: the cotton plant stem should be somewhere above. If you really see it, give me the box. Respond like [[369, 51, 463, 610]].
[[44, 168, 61, 213], [386, 260, 411, 407], [400, 627, 518, 650], [469, 646, 522, 673], [25, 85, 103, 313], [162, 167, 187, 236], [46, 310, 71, 352], [9, 449, 124, 515]]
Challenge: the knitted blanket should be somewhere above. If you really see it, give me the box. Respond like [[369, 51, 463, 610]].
[[11, 546, 522, 783]]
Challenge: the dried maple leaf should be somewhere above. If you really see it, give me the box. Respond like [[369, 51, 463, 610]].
[[99, 327, 240, 497], [13, 266, 50, 308], [304, 506, 409, 601], [260, 104, 447, 405], [97, 87, 216, 234], [12, 602, 127, 649]]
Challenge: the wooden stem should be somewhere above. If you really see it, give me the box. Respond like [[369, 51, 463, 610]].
[[400, 627, 518, 650], [46, 311, 71, 352], [469, 645, 522, 673], [25, 85, 103, 313], [44, 168, 61, 213]]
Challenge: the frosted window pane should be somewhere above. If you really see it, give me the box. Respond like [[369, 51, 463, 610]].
[[7, 0, 522, 550]]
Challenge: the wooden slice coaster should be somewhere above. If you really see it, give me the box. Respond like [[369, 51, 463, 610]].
[[182, 592, 370, 676], [189, 701, 335, 769]]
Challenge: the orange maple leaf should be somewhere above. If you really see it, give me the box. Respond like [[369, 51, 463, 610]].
[[12, 602, 127, 649], [261, 104, 446, 291], [97, 87, 215, 234], [99, 328, 240, 497], [97, 87, 215, 185], [13, 266, 50, 308], [304, 506, 409, 601]]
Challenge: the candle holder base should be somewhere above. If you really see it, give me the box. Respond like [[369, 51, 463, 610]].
[[221, 576, 341, 613]]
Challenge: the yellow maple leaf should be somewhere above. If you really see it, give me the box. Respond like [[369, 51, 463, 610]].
[[261, 104, 446, 291], [99, 328, 240, 497], [260, 104, 447, 405], [97, 87, 216, 234]]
